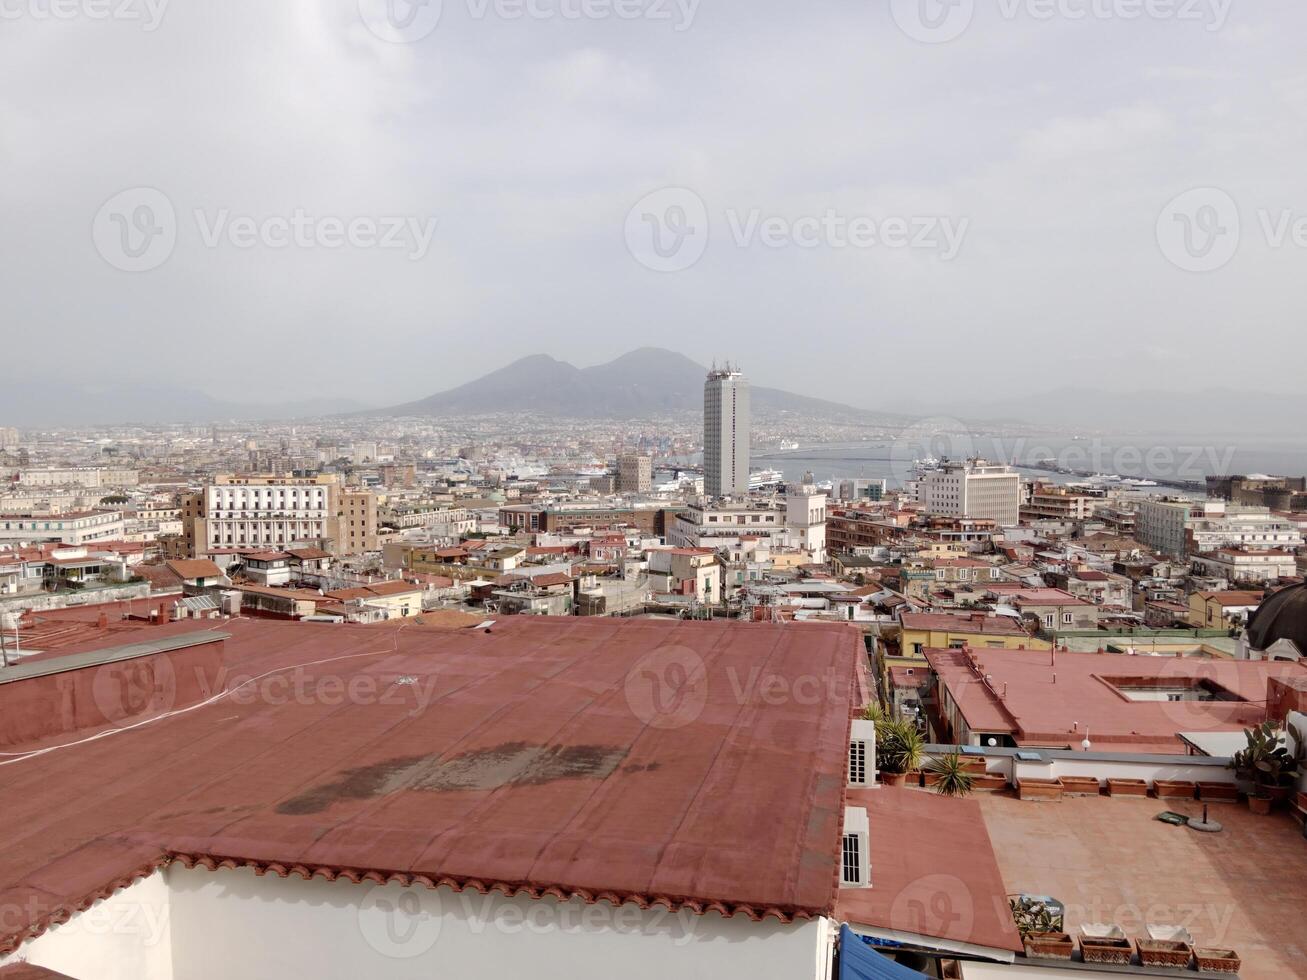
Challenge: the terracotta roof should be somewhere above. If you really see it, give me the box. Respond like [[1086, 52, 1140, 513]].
[[926, 646, 1307, 751], [325, 580, 422, 601], [0, 617, 864, 953], [900, 612, 1028, 636], [163, 559, 223, 581], [836, 788, 1023, 954]]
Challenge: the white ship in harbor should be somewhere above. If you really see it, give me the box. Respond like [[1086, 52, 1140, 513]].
[[749, 468, 784, 490]]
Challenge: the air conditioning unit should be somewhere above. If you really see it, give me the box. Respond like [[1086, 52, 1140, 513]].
[[848, 719, 876, 788], [841, 806, 871, 889]]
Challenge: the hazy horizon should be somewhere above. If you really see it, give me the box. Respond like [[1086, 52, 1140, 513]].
[[4, 0, 1306, 419]]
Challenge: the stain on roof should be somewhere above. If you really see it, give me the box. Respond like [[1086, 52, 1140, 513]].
[[0, 617, 864, 953]]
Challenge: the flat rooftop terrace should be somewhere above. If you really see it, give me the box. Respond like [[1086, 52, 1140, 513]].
[[0, 616, 865, 955], [976, 792, 1307, 980]]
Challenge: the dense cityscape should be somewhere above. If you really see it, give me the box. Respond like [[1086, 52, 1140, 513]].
[[5, 0, 1307, 977], [1, 359, 1306, 977]]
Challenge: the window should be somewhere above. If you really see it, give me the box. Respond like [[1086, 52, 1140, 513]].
[[1062, 612, 1074, 624], [848, 741, 866, 785], [841, 834, 861, 886]]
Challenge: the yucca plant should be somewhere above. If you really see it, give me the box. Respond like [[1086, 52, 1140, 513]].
[[875, 718, 924, 775], [925, 751, 975, 797], [861, 702, 885, 723]]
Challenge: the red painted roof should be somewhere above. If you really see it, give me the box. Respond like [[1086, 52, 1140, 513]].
[[836, 788, 1023, 953], [926, 646, 1307, 750], [0, 617, 864, 953]]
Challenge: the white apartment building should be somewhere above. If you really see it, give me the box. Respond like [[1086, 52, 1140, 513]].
[[703, 368, 750, 498], [785, 483, 828, 562], [669, 501, 785, 550], [1191, 548, 1299, 584], [0, 509, 126, 545], [13, 467, 139, 488], [919, 460, 1021, 526], [190, 476, 339, 554], [1138, 499, 1303, 556]]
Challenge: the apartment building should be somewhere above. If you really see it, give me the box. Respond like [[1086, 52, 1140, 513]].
[[339, 489, 379, 555], [669, 501, 785, 549], [1139, 498, 1304, 556], [1190, 548, 1299, 584], [1020, 484, 1096, 522], [0, 509, 126, 545], [616, 453, 652, 493], [177, 475, 380, 559], [13, 467, 139, 488], [919, 460, 1021, 526]]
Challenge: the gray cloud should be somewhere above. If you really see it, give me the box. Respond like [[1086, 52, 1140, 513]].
[[1, 0, 1303, 419]]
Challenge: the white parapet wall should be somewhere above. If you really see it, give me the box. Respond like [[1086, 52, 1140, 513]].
[[2, 864, 835, 980]]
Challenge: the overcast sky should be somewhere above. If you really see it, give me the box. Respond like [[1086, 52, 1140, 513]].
[[2, 0, 1304, 411]]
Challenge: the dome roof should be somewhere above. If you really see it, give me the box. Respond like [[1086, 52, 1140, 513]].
[[1245, 583, 1307, 655]]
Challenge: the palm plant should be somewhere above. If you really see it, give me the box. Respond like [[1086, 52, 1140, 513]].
[[925, 751, 975, 797], [875, 718, 924, 776]]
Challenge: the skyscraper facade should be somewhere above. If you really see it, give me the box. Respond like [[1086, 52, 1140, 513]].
[[704, 367, 750, 498]]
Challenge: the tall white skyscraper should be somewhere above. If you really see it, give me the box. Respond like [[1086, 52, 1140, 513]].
[[704, 366, 750, 498]]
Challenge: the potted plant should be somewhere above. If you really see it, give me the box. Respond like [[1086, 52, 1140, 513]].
[[924, 751, 975, 797], [875, 718, 924, 787], [1228, 721, 1300, 811]]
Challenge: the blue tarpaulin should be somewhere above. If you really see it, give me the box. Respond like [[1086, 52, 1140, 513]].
[[839, 924, 930, 980]]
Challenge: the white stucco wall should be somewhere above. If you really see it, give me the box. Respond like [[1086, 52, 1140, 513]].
[[0, 873, 173, 980], [4, 865, 833, 980]]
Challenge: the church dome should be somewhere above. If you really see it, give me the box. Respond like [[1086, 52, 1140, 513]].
[[1245, 583, 1307, 655]]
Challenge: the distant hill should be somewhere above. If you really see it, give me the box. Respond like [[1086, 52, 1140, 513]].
[[376, 348, 890, 420], [0, 381, 369, 427]]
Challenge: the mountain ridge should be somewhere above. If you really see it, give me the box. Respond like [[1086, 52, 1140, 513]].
[[373, 347, 896, 421]]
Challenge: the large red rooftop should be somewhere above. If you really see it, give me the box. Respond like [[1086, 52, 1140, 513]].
[[927, 646, 1307, 752], [0, 616, 864, 954]]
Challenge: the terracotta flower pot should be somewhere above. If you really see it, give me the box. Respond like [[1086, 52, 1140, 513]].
[[971, 772, 1008, 791], [881, 771, 907, 787], [1154, 779, 1197, 800], [1248, 795, 1273, 815], [1025, 932, 1073, 960], [1106, 778, 1148, 797], [1017, 778, 1063, 802], [1079, 936, 1132, 965], [1196, 782, 1238, 803], [1194, 947, 1241, 974], [1136, 939, 1192, 969], [1059, 775, 1101, 796]]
